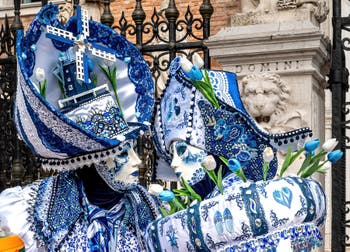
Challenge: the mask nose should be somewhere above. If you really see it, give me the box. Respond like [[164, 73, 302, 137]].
[[170, 143, 182, 172], [128, 148, 142, 167]]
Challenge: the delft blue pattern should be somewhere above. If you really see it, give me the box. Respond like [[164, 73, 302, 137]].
[[295, 195, 308, 218], [290, 177, 316, 222], [77, 105, 127, 139], [31, 173, 84, 251], [174, 211, 187, 229], [145, 177, 326, 251], [200, 200, 219, 221], [273, 187, 293, 209], [206, 233, 227, 250], [166, 225, 179, 250], [270, 210, 289, 228], [147, 220, 163, 251], [28, 172, 159, 251], [209, 70, 247, 114], [241, 183, 268, 237], [226, 192, 244, 210], [187, 204, 210, 251], [198, 100, 278, 181], [23, 93, 85, 156], [224, 223, 322, 252]]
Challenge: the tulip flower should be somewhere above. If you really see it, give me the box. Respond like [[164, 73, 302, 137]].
[[35, 67, 45, 82], [158, 190, 175, 202], [226, 158, 247, 182], [180, 56, 193, 73], [202, 155, 216, 171], [148, 184, 163, 196], [189, 65, 203, 80], [322, 138, 338, 152], [35, 67, 46, 98], [192, 53, 204, 68], [262, 147, 274, 181], [304, 138, 320, 153], [327, 150, 343, 163], [228, 158, 241, 172], [263, 147, 274, 163]]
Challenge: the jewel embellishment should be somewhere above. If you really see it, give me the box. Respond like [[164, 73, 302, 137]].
[[273, 187, 293, 209]]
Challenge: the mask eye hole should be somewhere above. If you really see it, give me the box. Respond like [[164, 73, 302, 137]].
[[175, 142, 188, 157]]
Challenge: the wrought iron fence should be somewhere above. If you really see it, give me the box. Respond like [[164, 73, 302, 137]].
[[0, 0, 213, 189], [329, 0, 350, 250], [0, 4, 44, 191]]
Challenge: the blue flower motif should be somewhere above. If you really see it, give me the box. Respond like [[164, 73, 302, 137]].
[[158, 190, 175, 202], [228, 158, 241, 172], [327, 149, 343, 163], [304, 138, 320, 153]]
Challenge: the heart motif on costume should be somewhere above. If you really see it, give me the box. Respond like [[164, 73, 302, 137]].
[[273, 187, 293, 209]]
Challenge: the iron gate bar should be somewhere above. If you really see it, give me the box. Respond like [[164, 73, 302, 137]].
[[330, 0, 349, 250]]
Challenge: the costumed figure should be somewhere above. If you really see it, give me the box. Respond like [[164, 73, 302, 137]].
[[0, 3, 159, 251], [148, 56, 327, 251]]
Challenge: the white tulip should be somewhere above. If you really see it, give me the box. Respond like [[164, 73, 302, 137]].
[[35, 67, 45, 82], [148, 183, 164, 196], [263, 147, 274, 163], [202, 155, 216, 170], [180, 56, 193, 73], [192, 53, 204, 68], [322, 138, 338, 152]]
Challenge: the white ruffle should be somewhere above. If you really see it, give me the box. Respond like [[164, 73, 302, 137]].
[[0, 186, 46, 252]]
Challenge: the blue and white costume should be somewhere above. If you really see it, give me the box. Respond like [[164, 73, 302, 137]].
[[0, 3, 159, 251], [150, 57, 326, 251]]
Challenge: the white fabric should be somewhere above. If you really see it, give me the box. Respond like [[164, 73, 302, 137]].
[[0, 186, 46, 251]]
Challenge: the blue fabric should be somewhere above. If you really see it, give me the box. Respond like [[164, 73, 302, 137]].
[[225, 71, 247, 114]]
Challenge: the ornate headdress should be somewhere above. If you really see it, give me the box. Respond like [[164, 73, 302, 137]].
[[153, 56, 312, 181], [15, 3, 154, 172]]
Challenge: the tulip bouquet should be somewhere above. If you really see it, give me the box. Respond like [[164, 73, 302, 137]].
[[278, 138, 343, 178], [149, 155, 248, 216]]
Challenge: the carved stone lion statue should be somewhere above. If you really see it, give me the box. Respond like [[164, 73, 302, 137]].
[[240, 72, 307, 134]]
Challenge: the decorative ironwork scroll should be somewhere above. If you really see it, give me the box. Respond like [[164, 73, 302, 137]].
[[110, 0, 213, 89]]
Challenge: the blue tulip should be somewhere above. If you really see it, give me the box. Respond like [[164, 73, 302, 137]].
[[190, 66, 203, 80], [304, 138, 320, 153], [228, 158, 241, 172], [327, 150, 343, 163], [184, 65, 203, 81], [158, 190, 175, 202]]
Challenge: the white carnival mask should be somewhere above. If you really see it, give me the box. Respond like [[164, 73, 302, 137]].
[[96, 140, 142, 192], [170, 141, 207, 186]]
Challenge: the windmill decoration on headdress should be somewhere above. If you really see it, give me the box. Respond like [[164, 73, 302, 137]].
[[46, 6, 116, 109]]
